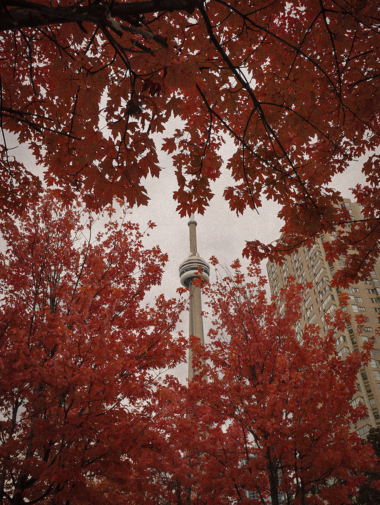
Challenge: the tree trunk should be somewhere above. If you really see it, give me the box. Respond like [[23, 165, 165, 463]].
[[266, 449, 280, 505]]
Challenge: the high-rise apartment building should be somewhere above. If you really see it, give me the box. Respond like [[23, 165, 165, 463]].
[[266, 198, 380, 439]]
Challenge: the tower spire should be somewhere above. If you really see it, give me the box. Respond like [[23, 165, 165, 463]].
[[188, 214, 197, 254], [179, 215, 210, 381]]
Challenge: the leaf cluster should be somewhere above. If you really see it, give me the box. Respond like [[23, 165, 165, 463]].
[[1, 0, 380, 284]]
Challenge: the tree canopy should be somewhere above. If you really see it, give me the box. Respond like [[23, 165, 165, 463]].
[[1, 0, 380, 281], [357, 427, 380, 505], [0, 194, 377, 502], [129, 264, 376, 504], [0, 193, 186, 504], [184, 264, 376, 504]]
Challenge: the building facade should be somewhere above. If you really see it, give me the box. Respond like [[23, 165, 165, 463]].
[[266, 198, 380, 438]]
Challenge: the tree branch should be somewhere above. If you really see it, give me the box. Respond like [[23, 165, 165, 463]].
[[0, 0, 197, 32]]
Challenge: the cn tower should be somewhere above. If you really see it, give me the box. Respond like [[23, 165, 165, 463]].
[[179, 215, 210, 380]]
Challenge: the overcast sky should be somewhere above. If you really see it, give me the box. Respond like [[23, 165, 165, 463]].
[[11, 121, 367, 382]]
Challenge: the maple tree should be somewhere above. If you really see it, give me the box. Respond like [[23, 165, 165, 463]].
[[183, 263, 377, 504], [1, 187, 378, 504], [0, 192, 186, 504], [356, 427, 380, 505], [107, 381, 214, 504], [1, 0, 380, 284]]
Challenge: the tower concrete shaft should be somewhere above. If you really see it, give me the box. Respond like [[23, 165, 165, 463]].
[[179, 215, 210, 381], [188, 282, 204, 380]]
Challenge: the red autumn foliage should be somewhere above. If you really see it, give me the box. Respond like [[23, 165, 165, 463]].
[[0, 0, 379, 284], [0, 192, 186, 504], [182, 264, 376, 504], [0, 191, 378, 503]]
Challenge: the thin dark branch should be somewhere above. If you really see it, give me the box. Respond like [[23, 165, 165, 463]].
[[0, 0, 197, 32], [2, 111, 81, 140], [198, 3, 319, 212]]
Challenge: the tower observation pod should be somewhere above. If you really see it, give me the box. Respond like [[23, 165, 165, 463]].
[[179, 215, 210, 381]]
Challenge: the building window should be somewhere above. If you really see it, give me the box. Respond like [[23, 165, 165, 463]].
[[352, 305, 366, 312], [351, 397, 364, 408], [362, 372, 368, 381], [312, 259, 322, 274], [338, 347, 349, 357], [315, 268, 327, 283], [356, 383, 362, 392], [373, 371, 380, 381], [309, 314, 317, 324], [374, 308, 380, 313], [356, 425, 370, 438], [309, 243, 318, 255], [320, 285, 332, 299], [373, 349, 380, 355], [311, 250, 321, 265], [367, 289, 377, 294], [336, 335, 346, 347], [348, 287, 359, 293], [326, 304, 336, 315], [304, 295, 312, 308], [364, 327, 373, 332], [246, 490, 259, 500], [322, 294, 334, 311], [371, 359, 380, 368], [317, 276, 329, 290], [350, 296, 363, 302], [370, 298, 380, 304], [306, 305, 314, 317]]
